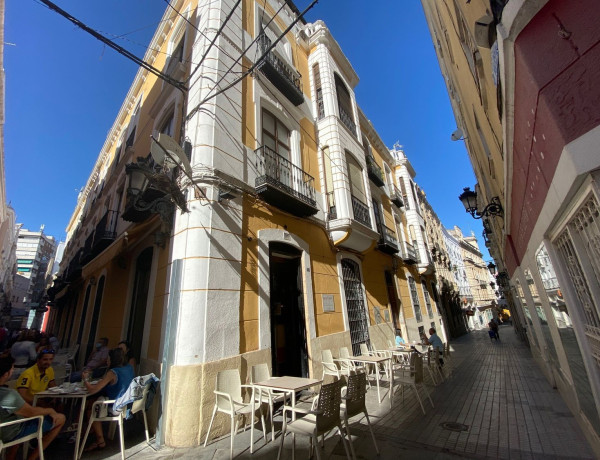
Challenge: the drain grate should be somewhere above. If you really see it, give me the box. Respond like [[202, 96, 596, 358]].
[[440, 421, 469, 432]]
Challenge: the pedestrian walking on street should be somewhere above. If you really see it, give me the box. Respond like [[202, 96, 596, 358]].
[[488, 320, 499, 340]]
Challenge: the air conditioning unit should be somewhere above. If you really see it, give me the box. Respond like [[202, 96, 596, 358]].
[[474, 15, 495, 49]]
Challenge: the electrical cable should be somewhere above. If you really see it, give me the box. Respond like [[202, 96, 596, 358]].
[[38, 0, 187, 92]]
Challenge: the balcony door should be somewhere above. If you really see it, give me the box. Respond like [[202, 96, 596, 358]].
[[262, 109, 291, 188], [127, 247, 153, 364], [269, 242, 308, 377], [342, 259, 370, 356]]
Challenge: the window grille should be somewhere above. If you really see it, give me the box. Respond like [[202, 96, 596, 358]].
[[422, 282, 434, 318], [408, 277, 422, 322], [341, 259, 370, 356], [312, 64, 325, 119], [555, 194, 600, 367]]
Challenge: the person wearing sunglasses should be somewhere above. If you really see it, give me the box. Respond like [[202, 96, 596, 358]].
[[17, 349, 57, 405]]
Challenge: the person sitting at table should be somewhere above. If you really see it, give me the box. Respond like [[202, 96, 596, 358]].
[[423, 328, 444, 367], [395, 329, 408, 347], [70, 337, 109, 382], [17, 349, 57, 404], [81, 347, 134, 452], [0, 355, 66, 460], [117, 340, 136, 371], [10, 331, 37, 379]]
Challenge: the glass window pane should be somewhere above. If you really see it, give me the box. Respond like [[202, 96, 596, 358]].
[[263, 111, 275, 135]]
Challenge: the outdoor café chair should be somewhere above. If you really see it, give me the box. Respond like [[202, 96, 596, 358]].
[[250, 363, 287, 442], [79, 398, 125, 460], [425, 349, 442, 385], [338, 347, 369, 388], [0, 415, 45, 460], [394, 353, 433, 415], [322, 349, 341, 380], [341, 372, 379, 459], [204, 369, 266, 459], [277, 378, 351, 460]]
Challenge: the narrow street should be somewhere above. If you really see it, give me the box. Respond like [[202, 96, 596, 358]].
[[69, 325, 595, 460]]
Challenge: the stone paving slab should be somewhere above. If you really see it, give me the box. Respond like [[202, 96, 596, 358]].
[[44, 325, 595, 459]]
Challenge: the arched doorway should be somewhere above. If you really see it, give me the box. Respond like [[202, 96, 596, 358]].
[[269, 242, 308, 377], [127, 247, 153, 364]]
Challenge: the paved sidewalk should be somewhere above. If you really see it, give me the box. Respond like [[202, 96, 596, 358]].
[[49, 326, 595, 459]]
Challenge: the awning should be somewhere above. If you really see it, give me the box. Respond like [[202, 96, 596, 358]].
[[81, 217, 160, 278]]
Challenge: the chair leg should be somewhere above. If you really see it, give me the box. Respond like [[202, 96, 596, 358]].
[[344, 414, 357, 460], [364, 412, 379, 455], [230, 415, 236, 460], [203, 404, 217, 447], [269, 398, 275, 442], [143, 410, 150, 443], [422, 383, 434, 408], [78, 416, 95, 459], [313, 434, 322, 460], [337, 424, 351, 460], [118, 418, 125, 460], [412, 384, 426, 415], [277, 418, 287, 460]]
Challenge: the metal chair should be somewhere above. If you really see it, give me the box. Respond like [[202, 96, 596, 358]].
[[204, 369, 266, 459], [341, 372, 379, 459], [277, 378, 351, 460], [0, 415, 45, 460]]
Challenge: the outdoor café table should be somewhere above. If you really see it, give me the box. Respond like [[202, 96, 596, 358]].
[[251, 376, 322, 457], [349, 354, 393, 407], [33, 383, 88, 460]]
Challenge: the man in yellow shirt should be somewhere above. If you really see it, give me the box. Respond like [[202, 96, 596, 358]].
[[17, 349, 57, 404]]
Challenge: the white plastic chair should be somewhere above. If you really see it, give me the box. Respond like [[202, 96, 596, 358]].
[[204, 369, 266, 459], [277, 378, 351, 460], [341, 372, 378, 459], [394, 353, 433, 414], [424, 349, 443, 385], [0, 415, 45, 460], [321, 349, 341, 379], [79, 399, 125, 460], [250, 363, 287, 442], [337, 347, 369, 388]]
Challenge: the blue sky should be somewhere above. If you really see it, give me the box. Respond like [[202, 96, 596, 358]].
[[4, 0, 487, 258]]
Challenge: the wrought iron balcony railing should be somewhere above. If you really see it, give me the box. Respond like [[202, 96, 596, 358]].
[[377, 224, 399, 254], [338, 104, 356, 134], [403, 242, 419, 265], [351, 195, 371, 228], [92, 210, 118, 253], [366, 155, 385, 187], [390, 185, 404, 207], [257, 33, 304, 106], [255, 145, 317, 217]]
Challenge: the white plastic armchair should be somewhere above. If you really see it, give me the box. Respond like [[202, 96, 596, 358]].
[[204, 369, 266, 459], [0, 415, 45, 460], [79, 399, 124, 460], [250, 363, 287, 442], [321, 349, 341, 380]]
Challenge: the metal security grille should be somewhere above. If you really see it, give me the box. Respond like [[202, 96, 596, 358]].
[[422, 281, 434, 318], [555, 194, 600, 368], [409, 277, 423, 322], [342, 259, 370, 356]]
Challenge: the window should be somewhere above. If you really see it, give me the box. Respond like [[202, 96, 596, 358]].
[[334, 74, 355, 134], [159, 112, 175, 137], [408, 276, 422, 322], [422, 282, 434, 318], [313, 64, 325, 119], [347, 153, 366, 203], [400, 179, 410, 210], [262, 109, 290, 160]]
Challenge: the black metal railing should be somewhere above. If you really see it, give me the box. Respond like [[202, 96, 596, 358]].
[[326, 191, 337, 220], [390, 185, 404, 207], [404, 242, 419, 262], [366, 155, 385, 186], [255, 145, 316, 206], [378, 224, 399, 253], [93, 210, 118, 248], [338, 104, 356, 134], [257, 33, 303, 105], [351, 195, 371, 228]]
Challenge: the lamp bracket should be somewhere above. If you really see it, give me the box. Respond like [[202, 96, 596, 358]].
[[471, 196, 503, 219]]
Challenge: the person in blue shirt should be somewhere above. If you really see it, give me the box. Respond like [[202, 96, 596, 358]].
[[424, 328, 444, 367]]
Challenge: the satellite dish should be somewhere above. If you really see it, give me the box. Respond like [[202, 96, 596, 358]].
[[150, 133, 193, 177], [450, 128, 465, 141]]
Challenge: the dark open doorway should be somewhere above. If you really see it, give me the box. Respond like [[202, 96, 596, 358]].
[[269, 242, 308, 377], [127, 247, 153, 365]]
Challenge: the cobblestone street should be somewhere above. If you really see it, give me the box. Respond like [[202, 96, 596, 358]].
[[61, 326, 595, 460]]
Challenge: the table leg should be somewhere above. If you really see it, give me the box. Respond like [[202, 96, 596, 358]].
[[388, 358, 393, 408], [376, 368, 381, 403], [250, 387, 255, 454], [291, 392, 296, 460], [74, 396, 86, 460]]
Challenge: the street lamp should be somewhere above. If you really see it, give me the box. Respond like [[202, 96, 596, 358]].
[[487, 261, 497, 276], [458, 187, 503, 219]]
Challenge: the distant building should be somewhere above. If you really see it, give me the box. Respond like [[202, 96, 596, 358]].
[[14, 225, 57, 329]]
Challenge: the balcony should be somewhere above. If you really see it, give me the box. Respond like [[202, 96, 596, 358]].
[[65, 249, 83, 282], [338, 104, 356, 135], [366, 155, 385, 187], [402, 242, 419, 265], [80, 233, 95, 266], [257, 33, 304, 106], [255, 145, 318, 217], [351, 195, 371, 228], [377, 224, 399, 254], [92, 210, 118, 255], [390, 185, 404, 208]]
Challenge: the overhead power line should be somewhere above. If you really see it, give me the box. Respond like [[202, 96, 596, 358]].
[[38, 0, 187, 91]]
